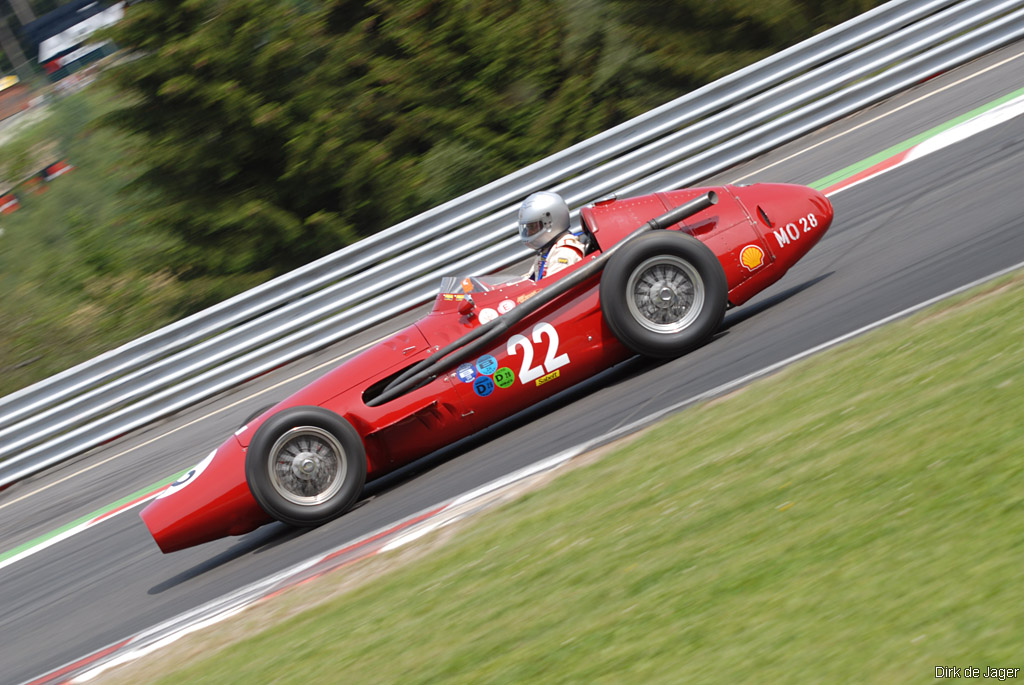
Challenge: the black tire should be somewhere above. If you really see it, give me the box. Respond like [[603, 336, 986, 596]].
[[245, 406, 367, 527], [239, 403, 275, 429], [600, 231, 727, 358]]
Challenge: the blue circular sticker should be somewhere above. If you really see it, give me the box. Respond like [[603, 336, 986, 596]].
[[476, 355, 498, 376], [473, 376, 495, 397], [456, 363, 476, 383]]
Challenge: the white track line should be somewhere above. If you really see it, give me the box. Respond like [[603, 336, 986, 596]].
[[731, 47, 1024, 182]]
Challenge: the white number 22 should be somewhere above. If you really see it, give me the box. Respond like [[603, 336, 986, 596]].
[[506, 322, 571, 384]]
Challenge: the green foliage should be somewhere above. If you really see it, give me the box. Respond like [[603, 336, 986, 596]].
[[0, 85, 263, 396], [100, 0, 324, 276], [0, 135, 33, 179], [103, 0, 886, 278]]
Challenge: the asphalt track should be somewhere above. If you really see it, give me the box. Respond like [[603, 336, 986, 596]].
[[4, 43, 1024, 685]]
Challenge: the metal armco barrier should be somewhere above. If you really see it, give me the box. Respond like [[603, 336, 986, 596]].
[[1, 0, 1021, 487]]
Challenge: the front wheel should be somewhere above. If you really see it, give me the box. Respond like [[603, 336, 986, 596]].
[[245, 406, 367, 527], [600, 231, 727, 358]]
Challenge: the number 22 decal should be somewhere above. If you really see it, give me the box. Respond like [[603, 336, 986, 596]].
[[506, 322, 570, 384]]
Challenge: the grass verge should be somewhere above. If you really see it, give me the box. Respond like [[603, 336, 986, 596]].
[[109, 271, 1024, 684]]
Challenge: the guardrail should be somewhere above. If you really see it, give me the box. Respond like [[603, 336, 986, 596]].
[[2, 0, 1022, 487]]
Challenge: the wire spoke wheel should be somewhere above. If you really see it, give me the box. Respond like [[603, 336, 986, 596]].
[[246, 407, 367, 526], [600, 231, 726, 358], [625, 255, 705, 333], [268, 426, 347, 506]]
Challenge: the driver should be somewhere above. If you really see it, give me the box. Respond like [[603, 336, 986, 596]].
[[518, 191, 586, 280]]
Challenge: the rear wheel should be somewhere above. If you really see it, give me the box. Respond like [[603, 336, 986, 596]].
[[245, 406, 367, 527], [600, 231, 727, 358]]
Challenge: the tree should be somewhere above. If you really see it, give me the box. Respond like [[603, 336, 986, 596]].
[[103, 0, 885, 278], [104, 0, 341, 275], [104, 0, 642, 276]]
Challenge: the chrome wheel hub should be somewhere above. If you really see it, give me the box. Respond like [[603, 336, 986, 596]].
[[268, 426, 347, 506], [626, 255, 705, 333], [292, 453, 319, 480]]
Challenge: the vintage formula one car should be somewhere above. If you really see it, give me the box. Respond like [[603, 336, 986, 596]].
[[141, 183, 833, 552]]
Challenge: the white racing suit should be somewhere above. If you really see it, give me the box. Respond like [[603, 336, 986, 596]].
[[529, 231, 586, 280]]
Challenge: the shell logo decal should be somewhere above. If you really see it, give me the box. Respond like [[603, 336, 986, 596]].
[[740, 244, 765, 271]]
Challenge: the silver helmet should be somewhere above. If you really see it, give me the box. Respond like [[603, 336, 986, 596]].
[[518, 191, 570, 251]]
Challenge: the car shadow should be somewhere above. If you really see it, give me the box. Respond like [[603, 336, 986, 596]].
[[148, 522, 303, 594], [721, 272, 832, 330]]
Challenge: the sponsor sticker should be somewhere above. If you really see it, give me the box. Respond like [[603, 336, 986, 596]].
[[517, 291, 539, 304], [473, 376, 495, 397], [740, 244, 765, 271], [476, 355, 498, 376], [456, 363, 476, 383], [478, 308, 499, 324], [498, 299, 516, 314], [535, 369, 561, 386], [493, 367, 515, 388]]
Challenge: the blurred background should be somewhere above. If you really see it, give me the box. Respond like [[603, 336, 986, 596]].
[[0, 0, 884, 397]]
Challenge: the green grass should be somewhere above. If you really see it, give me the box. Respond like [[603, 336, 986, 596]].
[[134, 272, 1024, 684]]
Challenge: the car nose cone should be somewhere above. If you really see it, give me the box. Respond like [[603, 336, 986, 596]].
[[139, 440, 271, 553], [809, 187, 834, 232]]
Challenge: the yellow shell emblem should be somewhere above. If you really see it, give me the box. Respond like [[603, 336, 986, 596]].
[[740, 244, 765, 271]]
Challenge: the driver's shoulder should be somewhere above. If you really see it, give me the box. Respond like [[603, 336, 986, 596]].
[[554, 232, 585, 250]]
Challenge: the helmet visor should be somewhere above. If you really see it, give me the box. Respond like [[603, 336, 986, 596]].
[[519, 219, 545, 239]]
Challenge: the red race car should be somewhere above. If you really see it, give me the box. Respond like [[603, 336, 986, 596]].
[[141, 183, 833, 553]]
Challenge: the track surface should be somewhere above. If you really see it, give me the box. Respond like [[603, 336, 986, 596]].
[[4, 44, 1024, 685]]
